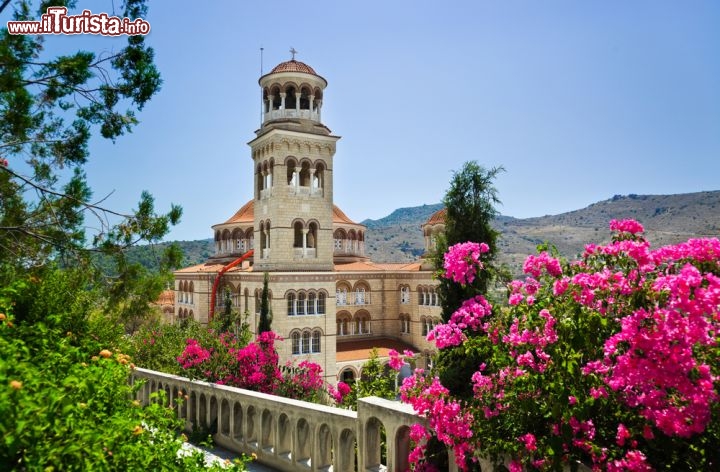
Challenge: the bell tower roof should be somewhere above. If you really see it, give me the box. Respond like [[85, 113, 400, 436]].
[[258, 53, 330, 135], [270, 59, 318, 76]]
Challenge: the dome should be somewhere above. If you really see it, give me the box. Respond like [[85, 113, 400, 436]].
[[424, 208, 447, 226], [223, 200, 254, 225], [270, 59, 318, 76], [216, 200, 361, 227]]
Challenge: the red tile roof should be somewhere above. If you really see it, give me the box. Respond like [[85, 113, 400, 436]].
[[332, 205, 359, 225], [425, 208, 447, 226], [334, 261, 423, 272], [270, 60, 318, 75], [223, 200, 254, 224], [336, 338, 418, 363], [175, 262, 252, 274], [155, 289, 175, 306], [219, 200, 359, 227]]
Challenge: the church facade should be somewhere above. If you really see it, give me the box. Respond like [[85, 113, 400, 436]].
[[173, 57, 445, 383]]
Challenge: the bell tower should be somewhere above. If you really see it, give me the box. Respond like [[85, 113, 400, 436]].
[[249, 54, 339, 272]]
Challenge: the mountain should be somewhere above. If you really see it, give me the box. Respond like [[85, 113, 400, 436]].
[[118, 191, 720, 276], [362, 191, 720, 272]]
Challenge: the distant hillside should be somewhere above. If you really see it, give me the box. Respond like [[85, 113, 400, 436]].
[[361, 203, 443, 262], [122, 191, 720, 276]]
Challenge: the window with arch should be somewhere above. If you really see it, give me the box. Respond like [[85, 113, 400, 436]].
[[293, 221, 304, 248], [336, 313, 351, 336], [317, 292, 326, 314], [313, 162, 325, 191], [400, 286, 410, 304], [421, 316, 428, 336], [292, 332, 301, 355], [336, 285, 349, 306], [307, 222, 317, 251], [311, 330, 321, 353], [302, 331, 311, 354], [287, 293, 296, 316], [355, 312, 371, 335], [297, 292, 306, 315], [307, 292, 316, 315], [355, 287, 366, 305], [400, 314, 411, 334]]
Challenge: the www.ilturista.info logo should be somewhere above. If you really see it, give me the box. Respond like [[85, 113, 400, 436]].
[[7, 7, 151, 36]]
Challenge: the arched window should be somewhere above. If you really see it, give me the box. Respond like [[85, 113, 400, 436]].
[[293, 221, 304, 248], [355, 287, 366, 305], [302, 331, 311, 354], [292, 332, 301, 355], [299, 161, 311, 187], [356, 312, 371, 335], [287, 292, 296, 316], [400, 286, 410, 304], [307, 222, 318, 252], [337, 313, 350, 336], [311, 330, 321, 353], [336, 287, 348, 306], [308, 292, 316, 315], [287, 159, 297, 185], [421, 316, 428, 336], [298, 292, 306, 315], [314, 162, 325, 191], [317, 292, 326, 314]]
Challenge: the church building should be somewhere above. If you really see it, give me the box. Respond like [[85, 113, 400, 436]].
[[173, 56, 446, 383]]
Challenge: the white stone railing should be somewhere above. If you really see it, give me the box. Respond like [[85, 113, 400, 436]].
[[293, 247, 317, 259], [265, 109, 319, 123], [288, 186, 323, 197], [131, 369, 592, 472], [132, 368, 422, 472]]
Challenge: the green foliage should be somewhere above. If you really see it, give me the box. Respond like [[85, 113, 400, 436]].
[[353, 349, 397, 402], [257, 272, 272, 333], [0, 275, 246, 471], [127, 319, 209, 375], [433, 161, 504, 398], [435, 161, 504, 313]]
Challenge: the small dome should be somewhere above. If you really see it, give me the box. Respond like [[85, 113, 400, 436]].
[[424, 208, 447, 226], [270, 59, 318, 76], [223, 200, 254, 224]]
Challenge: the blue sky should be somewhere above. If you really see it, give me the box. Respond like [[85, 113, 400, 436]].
[[27, 1, 720, 241]]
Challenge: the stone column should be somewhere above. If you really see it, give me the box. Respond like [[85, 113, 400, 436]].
[[279, 92, 286, 110]]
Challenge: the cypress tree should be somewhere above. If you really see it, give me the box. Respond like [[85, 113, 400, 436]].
[[433, 161, 504, 398], [258, 272, 272, 333]]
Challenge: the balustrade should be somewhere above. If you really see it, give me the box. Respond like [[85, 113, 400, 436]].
[[132, 368, 422, 472]]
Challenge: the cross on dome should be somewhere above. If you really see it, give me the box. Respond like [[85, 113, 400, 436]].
[[290, 47, 298, 60]]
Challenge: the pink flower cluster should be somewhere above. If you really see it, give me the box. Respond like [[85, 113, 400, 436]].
[[400, 374, 474, 469], [176, 339, 211, 368], [177, 331, 330, 401], [328, 381, 351, 404], [427, 295, 492, 349], [388, 349, 415, 371], [523, 252, 563, 278], [609, 219, 645, 235], [402, 220, 720, 470], [443, 242, 489, 285]]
